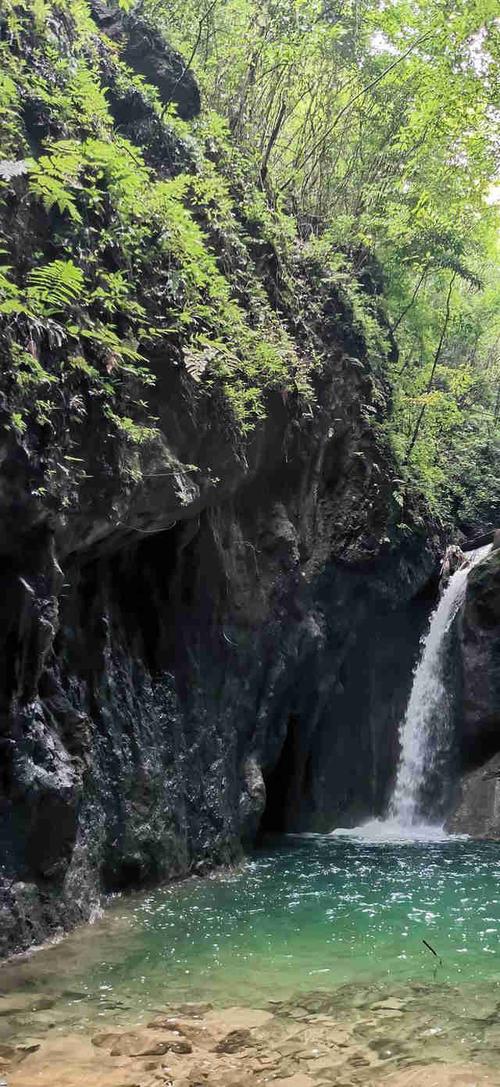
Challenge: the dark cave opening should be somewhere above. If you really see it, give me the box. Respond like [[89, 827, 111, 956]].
[[110, 527, 180, 674], [260, 714, 309, 834], [102, 857, 150, 893]]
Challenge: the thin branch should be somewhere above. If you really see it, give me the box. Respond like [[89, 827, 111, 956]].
[[392, 265, 429, 335], [161, 0, 218, 117], [279, 31, 433, 193], [405, 272, 457, 463], [260, 99, 287, 185]]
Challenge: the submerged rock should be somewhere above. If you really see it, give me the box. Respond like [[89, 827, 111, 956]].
[[213, 1028, 253, 1053], [0, 995, 55, 1018], [4, 992, 500, 1087]]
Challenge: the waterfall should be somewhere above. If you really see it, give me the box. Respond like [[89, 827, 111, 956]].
[[332, 543, 491, 842], [388, 543, 490, 829]]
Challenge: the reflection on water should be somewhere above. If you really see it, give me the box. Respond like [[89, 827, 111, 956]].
[[1, 835, 500, 1062]]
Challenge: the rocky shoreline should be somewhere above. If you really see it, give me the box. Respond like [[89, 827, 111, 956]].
[[2, 986, 500, 1087]]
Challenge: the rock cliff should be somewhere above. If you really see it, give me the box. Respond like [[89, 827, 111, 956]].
[[448, 543, 500, 837], [0, 330, 441, 956], [0, 0, 442, 956]]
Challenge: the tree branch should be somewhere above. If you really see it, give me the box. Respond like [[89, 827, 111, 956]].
[[161, 0, 218, 117], [279, 31, 433, 193], [392, 265, 429, 335], [405, 272, 457, 463]]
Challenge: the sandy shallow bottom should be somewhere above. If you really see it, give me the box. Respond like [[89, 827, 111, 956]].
[[2, 984, 500, 1087]]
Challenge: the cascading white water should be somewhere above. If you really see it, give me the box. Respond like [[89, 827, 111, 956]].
[[332, 543, 491, 842], [388, 543, 491, 829]]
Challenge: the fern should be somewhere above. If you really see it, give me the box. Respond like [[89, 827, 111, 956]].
[[0, 159, 30, 181], [0, 263, 21, 301], [0, 71, 21, 157], [104, 406, 159, 444], [10, 411, 27, 436], [183, 342, 219, 382], [26, 260, 85, 314], [28, 141, 83, 222], [77, 324, 152, 374], [11, 345, 57, 390]]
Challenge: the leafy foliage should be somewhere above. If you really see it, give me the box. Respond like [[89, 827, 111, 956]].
[[0, 0, 498, 524], [26, 260, 85, 313], [147, 0, 499, 522]]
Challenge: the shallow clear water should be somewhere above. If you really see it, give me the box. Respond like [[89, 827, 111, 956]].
[[2, 835, 500, 1042]]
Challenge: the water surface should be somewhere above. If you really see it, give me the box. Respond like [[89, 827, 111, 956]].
[[2, 835, 500, 1049]]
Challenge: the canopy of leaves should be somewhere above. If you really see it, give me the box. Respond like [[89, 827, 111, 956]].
[[0, 0, 498, 526], [146, 0, 500, 527]]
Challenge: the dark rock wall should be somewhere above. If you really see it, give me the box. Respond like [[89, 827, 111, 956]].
[[260, 572, 434, 833], [458, 546, 500, 765], [447, 546, 500, 837], [0, 358, 440, 956], [89, 0, 201, 120]]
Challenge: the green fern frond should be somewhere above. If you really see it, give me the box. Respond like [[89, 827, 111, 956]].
[[26, 259, 85, 314]]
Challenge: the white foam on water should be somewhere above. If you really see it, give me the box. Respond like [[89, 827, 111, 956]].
[[329, 818, 455, 844]]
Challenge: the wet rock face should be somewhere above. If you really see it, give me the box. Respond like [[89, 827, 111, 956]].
[[0, 355, 440, 957], [447, 754, 500, 839], [458, 547, 500, 763], [448, 547, 500, 837], [259, 579, 434, 833], [439, 543, 466, 593]]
